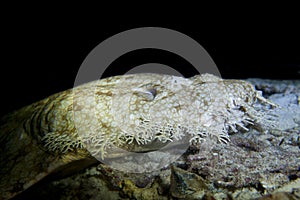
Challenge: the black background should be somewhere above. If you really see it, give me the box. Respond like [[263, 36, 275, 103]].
[[1, 14, 299, 117]]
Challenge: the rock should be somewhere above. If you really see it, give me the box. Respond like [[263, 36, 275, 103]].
[[170, 165, 211, 199]]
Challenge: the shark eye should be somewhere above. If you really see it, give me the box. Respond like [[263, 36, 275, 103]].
[[147, 88, 157, 98], [134, 88, 157, 101]]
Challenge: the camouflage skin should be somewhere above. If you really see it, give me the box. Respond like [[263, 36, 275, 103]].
[[0, 73, 276, 199]]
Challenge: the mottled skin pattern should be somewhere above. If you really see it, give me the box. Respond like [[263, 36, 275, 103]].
[[0, 73, 276, 199]]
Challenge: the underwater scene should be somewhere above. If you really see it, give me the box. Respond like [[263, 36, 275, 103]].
[[0, 73, 299, 200], [1, 24, 300, 200]]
